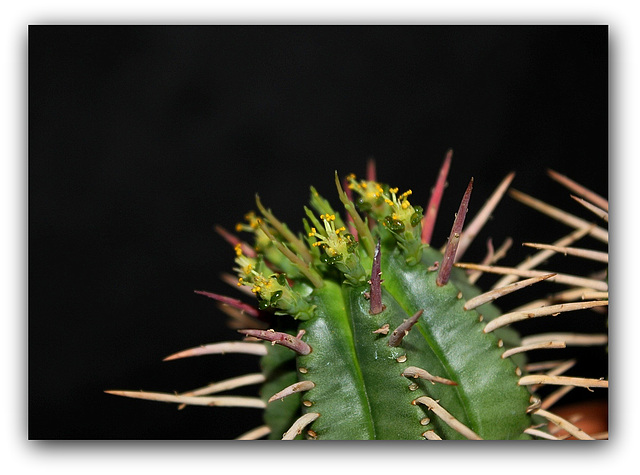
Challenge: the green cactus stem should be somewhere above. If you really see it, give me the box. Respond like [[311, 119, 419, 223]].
[[107, 151, 608, 440]]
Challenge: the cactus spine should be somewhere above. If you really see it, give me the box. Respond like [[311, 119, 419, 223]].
[[107, 151, 608, 440]]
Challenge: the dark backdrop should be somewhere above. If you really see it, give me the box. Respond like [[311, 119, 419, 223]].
[[29, 26, 608, 439]]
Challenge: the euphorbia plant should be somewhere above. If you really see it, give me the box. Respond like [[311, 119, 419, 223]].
[[107, 150, 608, 440]]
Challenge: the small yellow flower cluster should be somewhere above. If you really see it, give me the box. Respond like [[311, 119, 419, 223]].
[[347, 174, 385, 201], [234, 244, 287, 306], [346, 175, 420, 231], [234, 244, 257, 286], [308, 213, 349, 260], [384, 188, 415, 226], [234, 211, 272, 253], [346, 174, 395, 220], [345, 174, 423, 264], [234, 211, 260, 233]]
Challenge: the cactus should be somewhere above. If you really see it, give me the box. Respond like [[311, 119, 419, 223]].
[[106, 151, 608, 440]]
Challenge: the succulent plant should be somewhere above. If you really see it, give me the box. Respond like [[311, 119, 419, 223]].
[[106, 150, 608, 440]]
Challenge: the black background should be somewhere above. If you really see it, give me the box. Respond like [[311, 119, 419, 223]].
[[29, 26, 608, 439]]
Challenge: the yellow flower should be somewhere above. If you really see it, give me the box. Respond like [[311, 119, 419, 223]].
[[308, 213, 353, 261]]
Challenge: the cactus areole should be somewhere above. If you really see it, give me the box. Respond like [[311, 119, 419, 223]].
[[107, 151, 609, 440]]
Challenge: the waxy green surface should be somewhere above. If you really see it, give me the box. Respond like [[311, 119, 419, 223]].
[[265, 246, 532, 439]]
